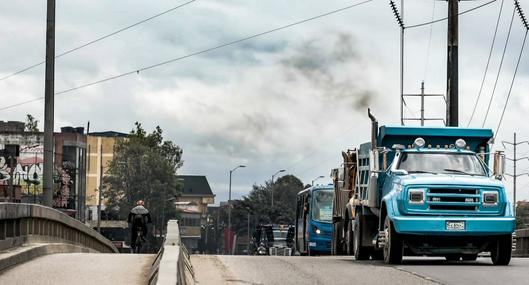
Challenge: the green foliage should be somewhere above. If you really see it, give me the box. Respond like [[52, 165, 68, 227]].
[[24, 114, 39, 132], [229, 175, 304, 235], [103, 122, 183, 244]]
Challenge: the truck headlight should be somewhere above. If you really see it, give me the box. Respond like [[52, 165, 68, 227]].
[[483, 191, 498, 206], [409, 188, 426, 204]]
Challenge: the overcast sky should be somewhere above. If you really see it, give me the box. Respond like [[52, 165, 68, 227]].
[[1, 0, 529, 203]]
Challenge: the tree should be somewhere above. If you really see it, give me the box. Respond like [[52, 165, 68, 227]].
[[25, 114, 39, 132], [103, 122, 183, 250], [230, 175, 305, 235]]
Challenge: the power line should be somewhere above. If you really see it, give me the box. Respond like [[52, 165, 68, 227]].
[[0, 0, 373, 112], [406, 0, 497, 29], [467, 0, 505, 127], [495, 1, 529, 140], [0, 0, 197, 82], [483, 6, 516, 128]]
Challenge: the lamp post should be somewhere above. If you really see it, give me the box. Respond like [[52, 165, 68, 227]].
[[228, 164, 246, 254], [270, 169, 285, 207], [312, 175, 325, 186]]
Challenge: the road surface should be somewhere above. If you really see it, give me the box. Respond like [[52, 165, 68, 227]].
[[193, 255, 529, 285], [0, 253, 155, 285]]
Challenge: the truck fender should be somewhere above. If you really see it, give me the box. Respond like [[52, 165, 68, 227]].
[[380, 193, 399, 229]]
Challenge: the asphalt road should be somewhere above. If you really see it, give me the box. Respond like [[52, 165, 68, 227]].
[[0, 253, 155, 285], [192, 255, 529, 285]]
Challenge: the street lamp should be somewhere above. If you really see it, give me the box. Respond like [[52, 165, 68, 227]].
[[271, 169, 286, 207], [228, 165, 246, 254], [312, 175, 325, 186]]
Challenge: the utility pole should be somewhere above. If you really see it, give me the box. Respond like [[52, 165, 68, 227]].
[[390, 1, 405, 125], [43, 0, 56, 207], [97, 143, 103, 233], [446, 0, 459, 126], [402, 82, 446, 126], [503, 133, 529, 215]]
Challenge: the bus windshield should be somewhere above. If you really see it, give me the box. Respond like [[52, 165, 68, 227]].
[[398, 152, 487, 176], [311, 189, 333, 223]]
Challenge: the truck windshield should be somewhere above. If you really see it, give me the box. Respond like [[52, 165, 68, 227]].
[[273, 230, 288, 241], [311, 189, 333, 223], [398, 152, 487, 176]]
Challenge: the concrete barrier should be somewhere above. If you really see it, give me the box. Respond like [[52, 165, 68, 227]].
[[149, 220, 194, 285], [0, 203, 118, 254]]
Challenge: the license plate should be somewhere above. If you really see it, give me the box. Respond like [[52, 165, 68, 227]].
[[446, 221, 465, 231]]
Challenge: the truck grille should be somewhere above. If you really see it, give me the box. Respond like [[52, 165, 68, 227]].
[[426, 188, 480, 212]]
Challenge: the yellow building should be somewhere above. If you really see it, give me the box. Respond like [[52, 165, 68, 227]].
[[86, 131, 127, 221]]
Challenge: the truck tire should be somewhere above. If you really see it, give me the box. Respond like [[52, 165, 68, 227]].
[[354, 211, 371, 260], [345, 220, 354, 256], [383, 216, 403, 264], [491, 235, 512, 265]]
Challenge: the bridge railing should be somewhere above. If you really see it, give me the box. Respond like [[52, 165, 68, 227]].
[[149, 220, 194, 285], [0, 203, 118, 253]]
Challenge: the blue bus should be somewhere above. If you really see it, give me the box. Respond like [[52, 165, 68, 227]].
[[295, 185, 334, 255]]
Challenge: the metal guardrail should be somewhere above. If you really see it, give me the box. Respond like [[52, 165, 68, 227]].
[[0, 203, 118, 253], [149, 220, 194, 285]]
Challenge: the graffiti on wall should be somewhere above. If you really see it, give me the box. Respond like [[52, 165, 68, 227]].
[[0, 144, 75, 208]]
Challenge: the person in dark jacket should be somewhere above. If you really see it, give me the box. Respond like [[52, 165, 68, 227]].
[[128, 200, 152, 250]]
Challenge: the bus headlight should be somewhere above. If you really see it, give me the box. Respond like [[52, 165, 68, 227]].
[[313, 226, 321, 234], [409, 188, 426, 204]]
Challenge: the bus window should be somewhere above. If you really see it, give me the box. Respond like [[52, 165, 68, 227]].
[[312, 190, 333, 223]]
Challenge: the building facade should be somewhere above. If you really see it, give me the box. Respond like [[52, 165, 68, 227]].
[[175, 175, 215, 252], [85, 131, 127, 222], [0, 121, 87, 219]]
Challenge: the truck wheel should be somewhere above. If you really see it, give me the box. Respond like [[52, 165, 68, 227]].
[[354, 212, 371, 260], [461, 254, 478, 261], [491, 235, 512, 265], [383, 216, 403, 264], [346, 220, 354, 256]]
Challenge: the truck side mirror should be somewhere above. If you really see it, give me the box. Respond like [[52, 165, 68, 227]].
[[493, 151, 505, 180]]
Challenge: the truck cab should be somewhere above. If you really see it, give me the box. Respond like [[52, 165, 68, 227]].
[[331, 111, 515, 265]]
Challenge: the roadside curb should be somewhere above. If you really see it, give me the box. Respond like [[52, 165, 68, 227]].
[[0, 243, 95, 273]]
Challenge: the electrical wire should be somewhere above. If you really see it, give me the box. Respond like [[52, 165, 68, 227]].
[[494, 30, 528, 141], [467, 0, 505, 127], [406, 0, 497, 29], [0, 0, 197, 82], [0, 0, 373, 112], [483, 6, 516, 128]]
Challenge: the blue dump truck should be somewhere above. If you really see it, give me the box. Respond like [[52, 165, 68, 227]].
[[330, 110, 515, 265], [295, 185, 334, 255]]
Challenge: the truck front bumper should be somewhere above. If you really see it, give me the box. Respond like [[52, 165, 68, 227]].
[[392, 215, 515, 235]]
